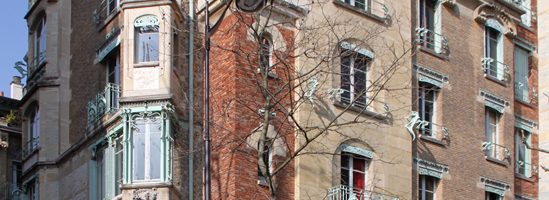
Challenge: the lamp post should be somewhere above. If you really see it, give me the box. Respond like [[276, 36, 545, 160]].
[[202, 1, 265, 200]]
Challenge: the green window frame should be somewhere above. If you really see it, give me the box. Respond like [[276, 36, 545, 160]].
[[123, 105, 172, 184], [89, 124, 124, 200]]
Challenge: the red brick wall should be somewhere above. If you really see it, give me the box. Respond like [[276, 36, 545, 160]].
[[209, 12, 296, 200]]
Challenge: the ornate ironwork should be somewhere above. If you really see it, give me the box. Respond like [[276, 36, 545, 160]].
[[327, 185, 400, 200], [22, 137, 40, 158], [87, 83, 120, 125], [481, 57, 510, 82], [27, 51, 46, 80], [406, 111, 449, 142], [482, 142, 511, 161], [415, 28, 450, 55]]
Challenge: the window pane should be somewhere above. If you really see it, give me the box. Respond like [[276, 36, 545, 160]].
[[133, 121, 146, 180], [341, 53, 352, 104], [149, 121, 162, 180], [135, 27, 159, 63], [114, 137, 123, 194], [354, 0, 365, 10], [352, 170, 365, 189], [353, 158, 366, 172]]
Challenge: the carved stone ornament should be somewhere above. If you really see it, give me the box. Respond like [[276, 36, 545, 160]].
[[473, 3, 517, 38], [133, 188, 158, 200], [134, 15, 160, 28]]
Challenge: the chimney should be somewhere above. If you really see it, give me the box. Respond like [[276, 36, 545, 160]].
[[0, 91, 3, 97], [10, 76, 23, 100]]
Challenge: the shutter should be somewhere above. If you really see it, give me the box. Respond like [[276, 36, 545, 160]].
[[514, 47, 529, 102]]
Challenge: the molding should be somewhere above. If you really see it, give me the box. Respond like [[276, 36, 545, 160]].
[[515, 115, 537, 132], [514, 37, 536, 52], [414, 158, 449, 179], [340, 144, 374, 159], [414, 64, 449, 88], [474, 3, 517, 38], [480, 176, 510, 197], [340, 41, 375, 59], [479, 90, 509, 113]]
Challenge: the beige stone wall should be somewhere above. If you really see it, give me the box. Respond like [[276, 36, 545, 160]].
[[538, 0, 549, 198], [294, 0, 413, 199]]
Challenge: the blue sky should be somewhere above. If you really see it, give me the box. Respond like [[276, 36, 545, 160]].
[[0, 1, 28, 98]]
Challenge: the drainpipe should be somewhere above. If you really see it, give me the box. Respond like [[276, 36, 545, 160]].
[[187, 0, 195, 199]]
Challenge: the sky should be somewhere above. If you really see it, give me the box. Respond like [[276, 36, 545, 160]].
[[0, 1, 28, 98]]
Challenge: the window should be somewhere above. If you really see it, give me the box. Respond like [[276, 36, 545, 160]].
[[341, 49, 370, 109], [132, 117, 162, 182], [521, 0, 532, 27], [106, 53, 120, 110], [484, 25, 504, 80], [485, 108, 501, 159], [26, 106, 40, 156], [95, 144, 107, 200], [514, 46, 530, 102], [134, 15, 160, 64], [260, 33, 273, 71], [25, 178, 39, 200], [419, 175, 437, 200], [341, 153, 369, 190], [515, 129, 532, 177], [258, 138, 273, 184], [89, 131, 123, 200], [418, 0, 436, 32], [485, 191, 502, 200], [107, 0, 119, 16], [34, 17, 47, 66], [417, 83, 437, 137], [114, 137, 123, 195], [343, 0, 368, 11]]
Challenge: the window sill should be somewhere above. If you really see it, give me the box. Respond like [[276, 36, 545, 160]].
[[22, 147, 40, 162], [332, 1, 388, 25], [419, 134, 446, 146], [134, 62, 160, 68], [484, 74, 507, 87], [334, 101, 388, 121], [121, 182, 172, 189], [485, 156, 509, 166], [515, 173, 534, 182], [418, 46, 449, 60]]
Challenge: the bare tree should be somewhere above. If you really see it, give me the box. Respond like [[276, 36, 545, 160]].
[[204, 0, 416, 199]]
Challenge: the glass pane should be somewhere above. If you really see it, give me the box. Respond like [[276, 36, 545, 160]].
[[115, 137, 123, 194], [341, 54, 352, 104], [135, 28, 160, 63], [133, 121, 146, 180], [341, 168, 350, 186], [353, 171, 365, 189], [425, 0, 436, 31], [353, 158, 366, 172], [354, 0, 365, 10], [149, 121, 162, 180]]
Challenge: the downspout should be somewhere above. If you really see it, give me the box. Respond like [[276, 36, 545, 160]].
[[187, 0, 195, 199]]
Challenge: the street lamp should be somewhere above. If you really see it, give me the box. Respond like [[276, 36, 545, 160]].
[[203, 1, 266, 200]]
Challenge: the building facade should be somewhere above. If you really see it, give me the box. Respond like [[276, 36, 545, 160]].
[[18, 0, 201, 199], [410, 0, 539, 200], [0, 80, 22, 200], [538, 0, 549, 199]]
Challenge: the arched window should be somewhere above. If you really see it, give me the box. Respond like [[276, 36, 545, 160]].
[[32, 15, 47, 70], [259, 33, 273, 70], [134, 15, 160, 64], [339, 41, 373, 109], [483, 19, 504, 80]]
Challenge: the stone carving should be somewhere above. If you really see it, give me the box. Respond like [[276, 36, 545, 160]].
[[133, 188, 158, 200]]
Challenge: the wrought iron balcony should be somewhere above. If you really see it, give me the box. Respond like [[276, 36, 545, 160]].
[[327, 185, 400, 200], [515, 161, 537, 177], [481, 57, 510, 82], [415, 28, 450, 56], [22, 137, 39, 158], [87, 83, 120, 125], [27, 51, 46, 79], [416, 120, 449, 142], [482, 142, 511, 161]]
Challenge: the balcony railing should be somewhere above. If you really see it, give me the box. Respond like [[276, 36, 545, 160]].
[[415, 28, 449, 55], [482, 142, 511, 161], [27, 51, 46, 79], [328, 185, 400, 200], [339, 88, 369, 109], [87, 83, 120, 125], [22, 137, 40, 158], [515, 161, 537, 177], [481, 57, 510, 82], [416, 120, 449, 142]]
